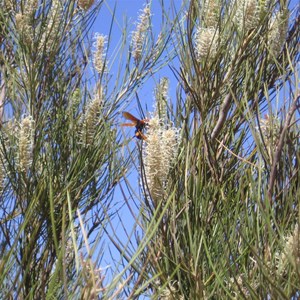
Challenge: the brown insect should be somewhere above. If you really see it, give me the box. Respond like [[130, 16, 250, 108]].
[[121, 111, 148, 140]]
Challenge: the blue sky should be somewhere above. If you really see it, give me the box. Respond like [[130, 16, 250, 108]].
[[90, 0, 180, 290], [93, 0, 179, 112]]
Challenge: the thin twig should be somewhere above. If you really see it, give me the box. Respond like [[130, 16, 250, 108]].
[[267, 93, 300, 202], [0, 67, 5, 126], [211, 93, 232, 140], [216, 138, 258, 168]]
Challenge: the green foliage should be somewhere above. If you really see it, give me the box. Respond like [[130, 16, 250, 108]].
[[0, 0, 125, 298], [116, 0, 300, 298], [0, 0, 299, 299]]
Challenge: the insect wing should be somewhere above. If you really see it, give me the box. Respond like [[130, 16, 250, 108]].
[[122, 112, 140, 124], [122, 111, 147, 141], [121, 123, 136, 127]]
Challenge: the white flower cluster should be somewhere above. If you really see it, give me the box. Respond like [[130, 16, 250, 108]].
[[234, 0, 260, 32], [195, 27, 219, 60], [278, 224, 300, 273], [18, 116, 35, 172], [40, 0, 63, 51], [81, 88, 103, 146], [194, 0, 221, 60], [143, 116, 180, 204], [93, 34, 107, 75], [267, 10, 289, 56], [131, 4, 151, 62]]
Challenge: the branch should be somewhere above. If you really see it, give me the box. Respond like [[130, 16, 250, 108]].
[[267, 93, 300, 202], [0, 66, 5, 126], [211, 93, 232, 140]]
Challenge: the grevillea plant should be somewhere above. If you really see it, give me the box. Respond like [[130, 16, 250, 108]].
[[0, 0, 299, 299]]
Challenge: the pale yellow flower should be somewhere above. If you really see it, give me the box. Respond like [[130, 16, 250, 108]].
[[18, 116, 34, 172], [143, 116, 180, 204], [131, 5, 151, 62], [39, 0, 63, 52], [203, 0, 220, 27], [81, 88, 103, 146], [268, 10, 288, 56], [195, 27, 219, 60], [234, 0, 260, 32], [279, 224, 300, 272], [93, 34, 107, 74]]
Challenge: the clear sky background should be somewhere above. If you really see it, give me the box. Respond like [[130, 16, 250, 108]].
[[85, 5, 184, 296], [91, 0, 180, 282], [93, 0, 179, 112]]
